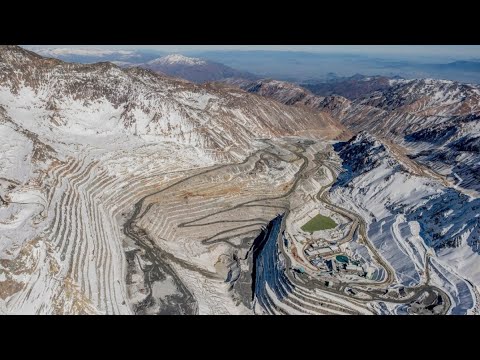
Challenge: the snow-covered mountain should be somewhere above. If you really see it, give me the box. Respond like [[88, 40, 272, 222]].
[[221, 78, 352, 117], [0, 46, 346, 160], [0, 46, 348, 314], [138, 54, 258, 83], [222, 78, 319, 106], [317, 78, 480, 193], [148, 54, 207, 66], [331, 132, 480, 311], [223, 76, 480, 195]]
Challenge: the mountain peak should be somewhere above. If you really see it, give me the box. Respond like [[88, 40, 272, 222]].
[[148, 54, 207, 66], [0, 45, 43, 63], [141, 55, 256, 83]]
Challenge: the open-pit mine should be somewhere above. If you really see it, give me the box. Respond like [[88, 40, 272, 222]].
[[1, 46, 479, 315]]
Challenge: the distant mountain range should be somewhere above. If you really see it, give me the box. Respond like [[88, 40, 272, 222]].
[[226, 74, 398, 101], [136, 54, 258, 83], [27, 48, 259, 83], [300, 74, 397, 99], [192, 50, 480, 83], [28, 47, 163, 65], [25, 47, 480, 84], [427, 60, 480, 72]]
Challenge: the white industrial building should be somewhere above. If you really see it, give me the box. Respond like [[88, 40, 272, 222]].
[[305, 247, 332, 257], [345, 264, 363, 273]]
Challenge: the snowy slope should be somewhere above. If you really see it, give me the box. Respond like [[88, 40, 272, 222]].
[[331, 132, 479, 310]]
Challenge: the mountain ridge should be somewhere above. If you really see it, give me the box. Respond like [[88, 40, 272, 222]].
[[0, 45, 348, 161], [223, 73, 480, 194]]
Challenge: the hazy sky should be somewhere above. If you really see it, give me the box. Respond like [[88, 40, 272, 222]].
[[25, 45, 480, 59]]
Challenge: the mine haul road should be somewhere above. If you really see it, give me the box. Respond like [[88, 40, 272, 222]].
[[123, 138, 451, 314]]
